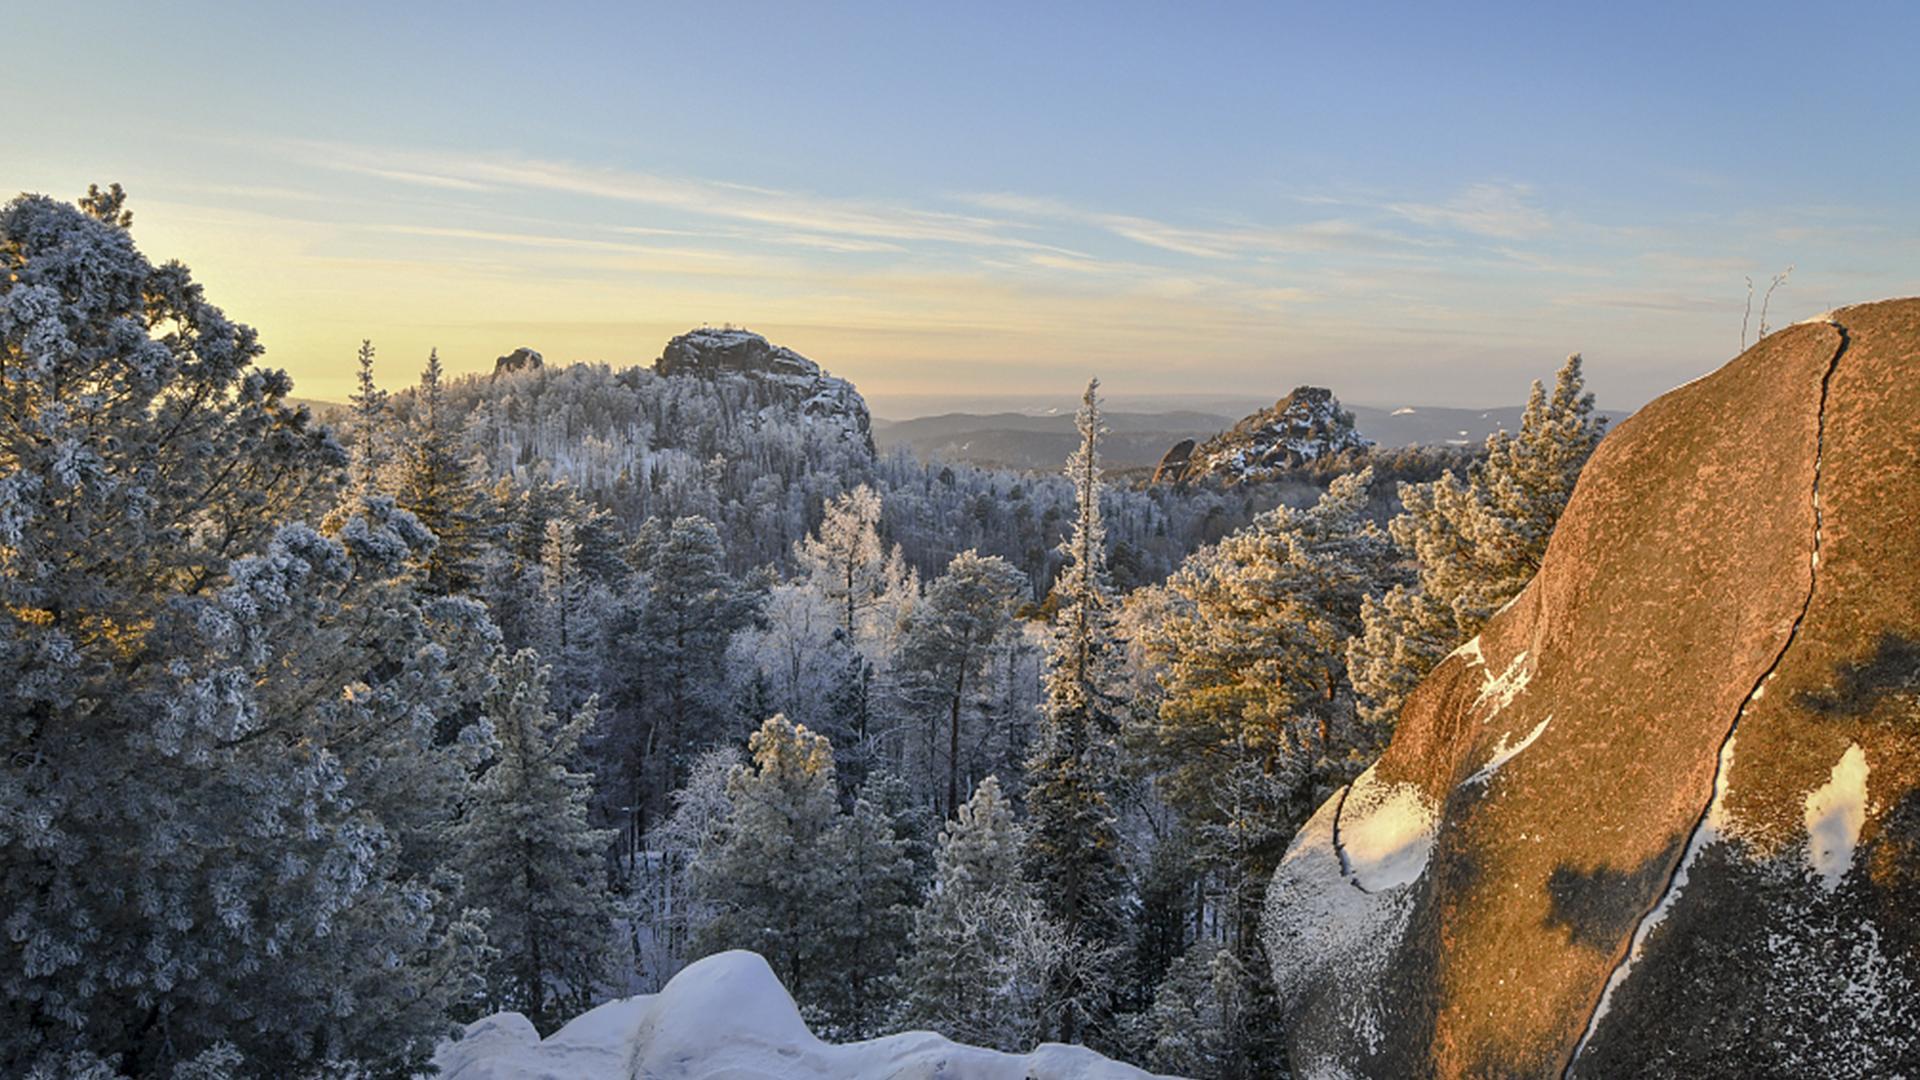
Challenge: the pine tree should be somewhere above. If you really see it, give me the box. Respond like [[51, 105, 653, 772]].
[[691, 715, 845, 1014], [1145, 469, 1394, 948], [394, 348, 485, 593], [1024, 378, 1129, 1043], [827, 794, 917, 1036], [0, 189, 491, 1075], [902, 777, 1067, 1051], [1348, 354, 1606, 733], [346, 338, 387, 500], [602, 515, 762, 857], [456, 651, 617, 1031], [899, 551, 1028, 817]]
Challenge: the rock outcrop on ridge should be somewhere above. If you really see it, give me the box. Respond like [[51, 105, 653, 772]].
[[491, 346, 544, 380], [1263, 299, 1920, 1078], [1161, 386, 1370, 485], [655, 327, 874, 453]]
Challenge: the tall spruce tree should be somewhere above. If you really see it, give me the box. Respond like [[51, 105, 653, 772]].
[[394, 347, 484, 593], [346, 338, 387, 500], [455, 651, 616, 1031], [0, 189, 492, 1075], [1023, 378, 1129, 1043], [1348, 354, 1606, 734]]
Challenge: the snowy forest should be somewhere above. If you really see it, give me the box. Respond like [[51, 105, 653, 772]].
[[1, 188, 1608, 1078]]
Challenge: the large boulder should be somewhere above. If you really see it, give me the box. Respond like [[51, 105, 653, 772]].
[[1264, 299, 1920, 1078]]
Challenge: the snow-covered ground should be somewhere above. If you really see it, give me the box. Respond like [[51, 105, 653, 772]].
[[433, 950, 1168, 1080]]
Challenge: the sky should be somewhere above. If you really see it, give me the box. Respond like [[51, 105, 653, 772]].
[[10, 2, 1919, 416]]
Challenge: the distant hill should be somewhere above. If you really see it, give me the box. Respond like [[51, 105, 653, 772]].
[[874, 410, 1236, 471], [877, 400, 1625, 472]]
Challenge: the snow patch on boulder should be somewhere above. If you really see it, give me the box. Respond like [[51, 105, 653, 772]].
[[1804, 743, 1869, 891], [1340, 767, 1439, 891], [433, 950, 1164, 1080], [1464, 714, 1551, 788]]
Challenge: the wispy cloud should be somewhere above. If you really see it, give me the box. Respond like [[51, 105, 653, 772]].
[[962, 190, 1443, 260], [281, 140, 1059, 254], [1388, 182, 1551, 239]]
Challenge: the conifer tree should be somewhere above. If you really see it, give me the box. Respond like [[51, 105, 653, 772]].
[[899, 551, 1029, 817], [691, 715, 845, 1012], [1145, 470, 1394, 948], [1024, 379, 1129, 1043], [902, 777, 1066, 1051], [395, 348, 485, 593], [828, 794, 918, 1035], [0, 189, 491, 1075], [346, 338, 387, 500], [456, 651, 616, 1031], [1348, 355, 1606, 733]]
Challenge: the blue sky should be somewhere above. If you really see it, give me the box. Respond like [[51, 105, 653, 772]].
[[11, 2, 1918, 413]]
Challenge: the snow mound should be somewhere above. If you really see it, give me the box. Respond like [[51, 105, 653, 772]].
[[1804, 743, 1869, 891], [433, 950, 1165, 1080]]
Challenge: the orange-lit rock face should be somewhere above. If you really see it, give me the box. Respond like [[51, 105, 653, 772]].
[[1264, 300, 1920, 1078]]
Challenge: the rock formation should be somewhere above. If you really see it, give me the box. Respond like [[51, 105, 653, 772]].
[[656, 327, 873, 453], [491, 346, 544, 380], [1150, 438, 1195, 484], [1162, 386, 1369, 484], [1263, 299, 1920, 1078]]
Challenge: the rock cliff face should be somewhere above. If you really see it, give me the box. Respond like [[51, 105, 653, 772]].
[[491, 347, 544, 380], [656, 328, 873, 453], [1263, 299, 1920, 1078], [1163, 387, 1369, 484]]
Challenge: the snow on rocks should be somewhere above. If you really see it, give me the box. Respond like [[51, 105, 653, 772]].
[[433, 950, 1166, 1080], [1338, 766, 1439, 892], [1804, 743, 1869, 891], [1471, 649, 1532, 721], [1463, 714, 1551, 787]]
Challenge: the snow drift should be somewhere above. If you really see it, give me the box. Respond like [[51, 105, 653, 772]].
[[433, 950, 1166, 1080]]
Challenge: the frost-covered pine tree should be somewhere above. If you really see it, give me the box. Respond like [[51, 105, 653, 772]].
[[826, 794, 918, 1036], [902, 776, 1068, 1052], [346, 338, 387, 500], [394, 347, 487, 593], [691, 715, 845, 1013], [455, 650, 616, 1031], [0, 188, 493, 1075], [1348, 354, 1606, 733], [899, 551, 1029, 817], [602, 515, 762, 852], [1145, 469, 1394, 947], [1023, 379, 1128, 1042]]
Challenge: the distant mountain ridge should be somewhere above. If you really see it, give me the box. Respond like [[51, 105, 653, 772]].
[[876, 399, 1625, 473]]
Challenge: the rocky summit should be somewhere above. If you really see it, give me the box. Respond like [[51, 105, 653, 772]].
[[1160, 386, 1370, 484], [656, 327, 873, 453], [1262, 299, 1920, 1078], [491, 346, 544, 380]]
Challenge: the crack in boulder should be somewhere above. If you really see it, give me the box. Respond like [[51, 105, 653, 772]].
[[1561, 319, 1853, 1076]]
